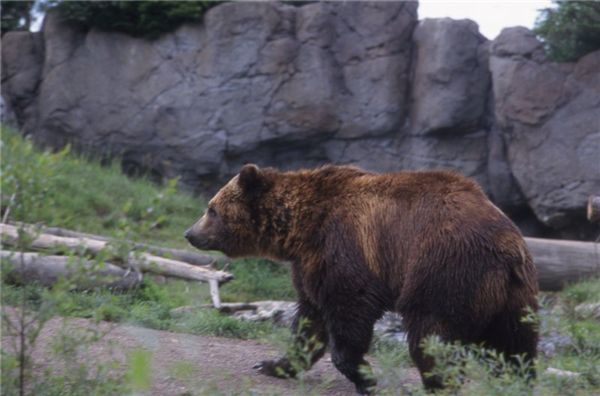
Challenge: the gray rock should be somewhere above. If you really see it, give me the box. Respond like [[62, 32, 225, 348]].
[[574, 301, 600, 320], [538, 332, 573, 358], [232, 301, 296, 327], [374, 312, 406, 342], [490, 28, 600, 234], [410, 18, 490, 136], [1, 31, 43, 129], [1, 4, 598, 238], [486, 126, 525, 210], [491, 26, 545, 60], [545, 367, 581, 378], [25, 3, 417, 188], [0, 96, 17, 127]]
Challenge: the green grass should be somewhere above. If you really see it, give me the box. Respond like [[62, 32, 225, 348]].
[[221, 259, 297, 302], [1, 126, 202, 249], [0, 126, 293, 338]]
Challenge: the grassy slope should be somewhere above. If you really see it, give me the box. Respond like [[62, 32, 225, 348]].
[[0, 127, 295, 338], [1, 128, 202, 249]]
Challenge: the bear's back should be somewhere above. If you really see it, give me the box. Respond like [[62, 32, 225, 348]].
[[308, 167, 533, 313]]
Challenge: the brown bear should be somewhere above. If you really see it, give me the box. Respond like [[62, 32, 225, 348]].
[[185, 164, 539, 394]]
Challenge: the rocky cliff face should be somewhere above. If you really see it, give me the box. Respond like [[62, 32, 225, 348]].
[[2, 2, 599, 239]]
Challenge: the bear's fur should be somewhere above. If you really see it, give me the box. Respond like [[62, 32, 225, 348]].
[[185, 164, 539, 394]]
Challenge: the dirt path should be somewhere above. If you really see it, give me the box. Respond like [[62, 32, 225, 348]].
[[2, 313, 420, 395]]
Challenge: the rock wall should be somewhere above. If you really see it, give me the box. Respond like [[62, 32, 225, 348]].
[[2, 2, 599, 239]]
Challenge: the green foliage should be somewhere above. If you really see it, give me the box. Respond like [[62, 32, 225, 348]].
[[220, 259, 296, 302], [0, 351, 20, 394], [419, 336, 536, 396], [0, 0, 34, 33], [1, 126, 202, 249], [0, 127, 293, 334], [283, 318, 327, 377], [542, 279, 600, 392], [36, 324, 125, 396], [535, 0, 600, 62], [0, 126, 129, 395], [370, 337, 414, 394], [175, 309, 275, 339], [1, 128, 69, 225], [50, 0, 219, 39], [127, 349, 152, 392], [368, 282, 600, 395], [562, 277, 600, 304]]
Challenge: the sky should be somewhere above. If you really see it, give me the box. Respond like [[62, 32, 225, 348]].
[[32, 1, 555, 40], [419, 0, 554, 40]]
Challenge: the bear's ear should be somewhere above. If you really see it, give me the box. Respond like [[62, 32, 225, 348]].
[[238, 164, 262, 193]]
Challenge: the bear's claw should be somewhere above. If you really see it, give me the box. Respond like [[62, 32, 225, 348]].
[[254, 359, 296, 379]]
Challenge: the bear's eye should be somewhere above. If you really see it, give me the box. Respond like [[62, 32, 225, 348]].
[[207, 207, 217, 218]]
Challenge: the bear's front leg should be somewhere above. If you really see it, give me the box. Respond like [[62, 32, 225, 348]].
[[327, 312, 378, 395], [321, 275, 387, 395], [255, 299, 328, 378]]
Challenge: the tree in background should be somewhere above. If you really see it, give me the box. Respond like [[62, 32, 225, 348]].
[[49, 1, 218, 39], [534, 0, 600, 62], [0, 1, 34, 33]]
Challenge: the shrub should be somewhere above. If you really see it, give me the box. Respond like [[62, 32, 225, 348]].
[[0, 1, 34, 33], [50, 0, 219, 39], [534, 0, 600, 62]]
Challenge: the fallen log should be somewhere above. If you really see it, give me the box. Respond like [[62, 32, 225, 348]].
[[525, 237, 600, 291], [0, 223, 233, 284], [1, 250, 142, 289], [4, 224, 598, 295], [588, 195, 600, 223], [12, 222, 220, 266]]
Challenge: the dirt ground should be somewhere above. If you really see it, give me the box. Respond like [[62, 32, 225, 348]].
[[2, 313, 421, 395]]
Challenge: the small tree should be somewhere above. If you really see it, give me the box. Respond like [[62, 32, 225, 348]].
[[534, 0, 600, 62], [0, 1, 34, 33], [49, 0, 218, 39]]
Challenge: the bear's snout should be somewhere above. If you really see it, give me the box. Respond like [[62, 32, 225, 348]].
[[184, 220, 218, 251], [184, 227, 205, 249]]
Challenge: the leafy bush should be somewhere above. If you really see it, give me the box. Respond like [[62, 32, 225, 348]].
[[0, 0, 34, 33], [535, 0, 600, 62], [50, 0, 219, 39]]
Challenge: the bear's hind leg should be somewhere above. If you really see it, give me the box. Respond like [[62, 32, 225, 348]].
[[480, 306, 538, 381], [405, 314, 448, 391], [404, 312, 481, 391], [256, 299, 328, 378], [326, 303, 382, 395]]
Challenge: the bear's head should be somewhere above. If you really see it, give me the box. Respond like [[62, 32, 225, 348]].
[[185, 164, 271, 258]]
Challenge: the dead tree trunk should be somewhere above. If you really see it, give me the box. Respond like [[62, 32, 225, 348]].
[[12, 222, 220, 266], [1, 250, 142, 289], [0, 223, 233, 284], [525, 237, 600, 291], [588, 196, 600, 223]]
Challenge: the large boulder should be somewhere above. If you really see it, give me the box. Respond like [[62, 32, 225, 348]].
[[0, 96, 17, 127], [410, 18, 490, 136], [490, 27, 600, 236], [1, 31, 43, 130], [24, 3, 417, 189]]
